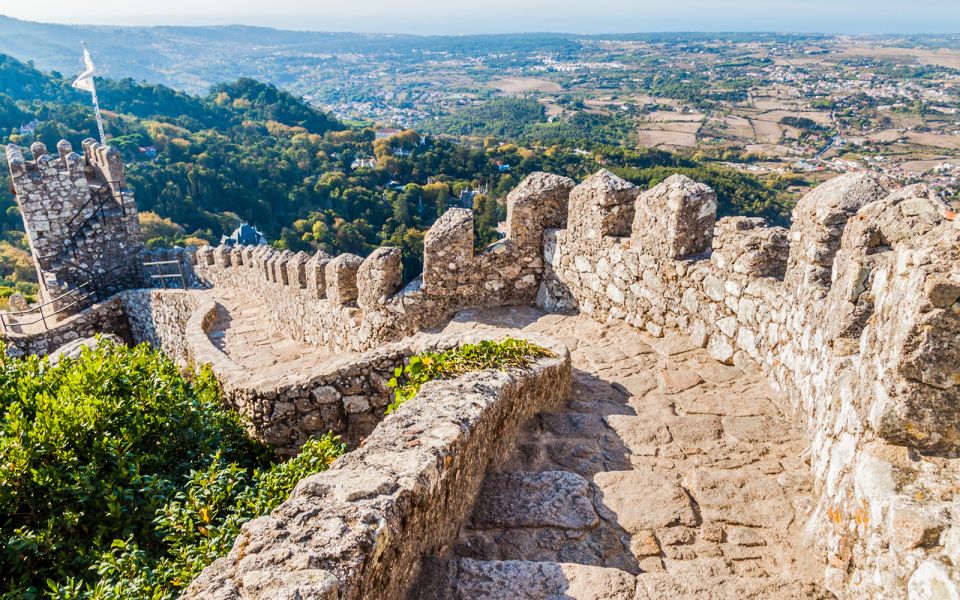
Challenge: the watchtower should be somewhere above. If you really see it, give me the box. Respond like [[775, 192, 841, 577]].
[[5, 139, 143, 316]]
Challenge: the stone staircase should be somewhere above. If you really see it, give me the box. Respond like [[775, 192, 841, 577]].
[[412, 308, 834, 600]]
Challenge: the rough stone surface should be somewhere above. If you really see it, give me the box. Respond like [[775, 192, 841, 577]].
[[567, 169, 638, 242], [357, 247, 403, 309], [324, 253, 364, 306], [430, 308, 832, 599], [633, 174, 718, 259], [5, 140, 144, 315], [469, 471, 599, 530], [2, 295, 132, 357], [415, 559, 637, 600], [5, 164, 958, 600], [711, 216, 789, 278], [47, 332, 125, 365], [537, 171, 960, 599], [6, 292, 27, 311], [784, 173, 885, 298], [183, 331, 571, 600]]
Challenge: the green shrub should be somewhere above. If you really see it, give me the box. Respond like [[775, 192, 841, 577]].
[[86, 434, 344, 599], [0, 340, 344, 599], [386, 338, 551, 413]]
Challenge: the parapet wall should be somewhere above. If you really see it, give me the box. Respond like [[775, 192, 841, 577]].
[[186, 168, 959, 597], [186, 299, 408, 454], [192, 172, 574, 354], [184, 332, 571, 600], [538, 171, 960, 599], [118, 290, 401, 454]]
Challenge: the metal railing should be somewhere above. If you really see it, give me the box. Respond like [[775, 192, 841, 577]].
[[0, 260, 145, 334], [0, 279, 97, 333], [143, 259, 187, 289]]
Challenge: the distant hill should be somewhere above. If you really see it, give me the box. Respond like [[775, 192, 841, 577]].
[[0, 16, 837, 95], [0, 15, 329, 93]]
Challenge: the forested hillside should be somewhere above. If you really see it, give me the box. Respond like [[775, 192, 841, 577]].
[[0, 53, 795, 304]]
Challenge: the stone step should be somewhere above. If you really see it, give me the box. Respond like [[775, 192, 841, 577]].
[[468, 471, 599, 531], [634, 571, 835, 600], [457, 470, 641, 572], [535, 412, 612, 438], [412, 558, 636, 600], [499, 414, 632, 475]]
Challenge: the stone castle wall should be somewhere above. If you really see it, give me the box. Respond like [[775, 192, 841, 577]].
[[187, 299, 407, 454], [5, 139, 143, 312], [185, 168, 959, 597], [3, 151, 957, 598], [537, 170, 960, 599], [190, 173, 574, 354], [117, 290, 401, 454]]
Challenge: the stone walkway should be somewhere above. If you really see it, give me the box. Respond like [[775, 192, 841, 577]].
[[206, 290, 334, 378], [201, 296, 833, 599], [415, 306, 832, 600]]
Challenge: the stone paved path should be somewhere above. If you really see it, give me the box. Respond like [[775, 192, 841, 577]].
[[206, 289, 334, 378], [415, 306, 833, 600], [201, 297, 833, 598]]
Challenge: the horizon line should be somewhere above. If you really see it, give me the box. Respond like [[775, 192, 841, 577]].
[[1, 14, 958, 38]]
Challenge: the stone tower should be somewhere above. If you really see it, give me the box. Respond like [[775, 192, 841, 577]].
[[5, 139, 143, 314]]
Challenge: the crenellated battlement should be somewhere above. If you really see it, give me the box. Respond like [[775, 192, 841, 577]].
[[181, 168, 960, 598], [193, 171, 576, 353], [81, 138, 127, 195], [536, 169, 959, 599]]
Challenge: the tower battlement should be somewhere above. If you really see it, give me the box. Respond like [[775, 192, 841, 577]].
[[5, 138, 143, 316]]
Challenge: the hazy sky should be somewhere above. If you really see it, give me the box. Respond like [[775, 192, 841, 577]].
[[3, 0, 959, 34]]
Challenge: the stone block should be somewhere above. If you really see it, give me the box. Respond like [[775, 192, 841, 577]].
[[826, 184, 953, 352], [711, 216, 788, 278], [5, 144, 26, 176], [307, 250, 333, 298], [862, 221, 960, 452], [504, 172, 575, 246], [56, 140, 73, 162], [357, 247, 402, 309], [214, 245, 232, 268], [470, 471, 598, 530], [288, 251, 310, 288], [632, 174, 717, 259], [423, 208, 473, 295], [784, 172, 885, 298], [325, 253, 364, 305], [229, 246, 244, 267], [30, 141, 48, 160], [707, 334, 735, 365], [264, 251, 281, 282], [276, 251, 295, 285], [567, 169, 637, 243]]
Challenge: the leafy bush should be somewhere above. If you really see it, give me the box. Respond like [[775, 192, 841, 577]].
[[386, 338, 551, 413], [87, 434, 344, 599], [0, 340, 344, 598]]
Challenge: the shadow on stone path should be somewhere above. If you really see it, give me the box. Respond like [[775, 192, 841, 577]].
[[206, 289, 335, 377], [412, 306, 834, 600]]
